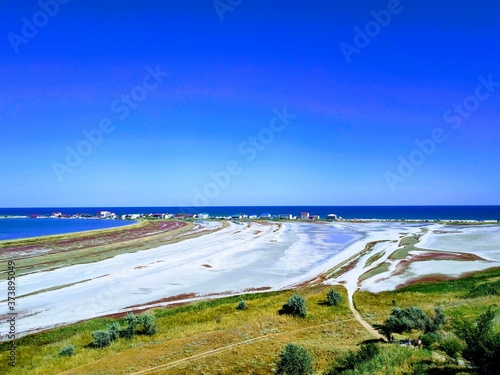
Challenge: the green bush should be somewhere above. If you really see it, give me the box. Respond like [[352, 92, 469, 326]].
[[106, 322, 121, 341], [439, 336, 464, 363], [120, 313, 138, 338], [137, 314, 157, 335], [453, 306, 500, 373], [92, 330, 111, 348], [326, 289, 343, 306], [276, 343, 313, 375], [236, 300, 248, 310], [326, 343, 379, 375], [281, 294, 307, 318], [123, 313, 138, 328], [59, 344, 75, 356], [420, 332, 442, 349], [381, 306, 445, 340]]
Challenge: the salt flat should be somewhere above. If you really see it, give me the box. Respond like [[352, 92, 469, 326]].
[[416, 224, 500, 261], [1, 221, 499, 340], [357, 224, 500, 293], [1, 221, 363, 339]]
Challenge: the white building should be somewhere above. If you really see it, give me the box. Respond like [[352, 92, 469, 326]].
[[98, 211, 115, 219]]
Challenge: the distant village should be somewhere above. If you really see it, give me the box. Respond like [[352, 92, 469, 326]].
[[28, 210, 341, 221], [23, 210, 500, 224]]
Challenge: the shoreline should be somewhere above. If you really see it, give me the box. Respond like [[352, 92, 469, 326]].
[[0, 218, 140, 243], [2, 216, 498, 244]]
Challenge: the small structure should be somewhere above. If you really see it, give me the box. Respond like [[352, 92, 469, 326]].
[[197, 213, 209, 220], [327, 214, 338, 220], [260, 213, 272, 219], [97, 210, 115, 219], [300, 212, 310, 221], [309, 215, 320, 221]]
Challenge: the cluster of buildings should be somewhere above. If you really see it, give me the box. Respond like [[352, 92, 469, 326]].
[[208, 212, 339, 221], [28, 210, 341, 222]]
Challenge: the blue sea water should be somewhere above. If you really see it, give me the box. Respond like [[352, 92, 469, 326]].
[[0, 206, 499, 241], [0, 218, 134, 241]]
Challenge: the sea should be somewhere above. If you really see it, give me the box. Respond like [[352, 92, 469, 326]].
[[1, 206, 499, 241], [0, 218, 134, 241]]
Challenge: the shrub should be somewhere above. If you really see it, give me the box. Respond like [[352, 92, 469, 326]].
[[453, 306, 500, 373], [276, 343, 313, 375], [281, 294, 307, 317], [59, 344, 75, 356], [236, 300, 248, 310], [381, 306, 445, 340], [106, 322, 121, 341], [420, 332, 442, 349], [92, 330, 111, 348], [326, 289, 343, 306], [439, 336, 464, 363], [326, 343, 379, 375], [123, 312, 138, 328], [120, 313, 138, 338], [428, 307, 446, 333], [137, 314, 157, 335]]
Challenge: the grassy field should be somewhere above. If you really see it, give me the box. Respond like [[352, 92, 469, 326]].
[[2, 266, 499, 374], [355, 267, 500, 333]]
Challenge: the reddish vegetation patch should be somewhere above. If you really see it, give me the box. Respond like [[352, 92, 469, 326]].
[[394, 268, 497, 289], [124, 293, 199, 310], [1, 221, 188, 256], [273, 223, 282, 233], [340, 260, 358, 274], [391, 251, 487, 278], [294, 277, 320, 288], [201, 264, 213, 268], [121, 287, 272, 312], [410, 252, 484, 262]]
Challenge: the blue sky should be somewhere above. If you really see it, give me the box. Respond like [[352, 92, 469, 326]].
[[1, 0, 499, 207]]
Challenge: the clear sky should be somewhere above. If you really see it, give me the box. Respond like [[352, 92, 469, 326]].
[[1, 0, 499, 207]]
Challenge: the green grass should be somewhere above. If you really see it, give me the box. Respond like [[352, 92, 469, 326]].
[[355, 267, 500, 326], [327, 344, 434, 375], [365, 251, 385, 268], [359, 262, 390, 281], [389, 233, 426, 260]]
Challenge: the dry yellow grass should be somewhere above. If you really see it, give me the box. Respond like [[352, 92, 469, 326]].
[[2, 285, 375, 375]]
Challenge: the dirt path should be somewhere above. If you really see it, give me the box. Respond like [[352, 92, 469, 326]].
[[347, 297, 386, 341], [128, 318, 356, 375]]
